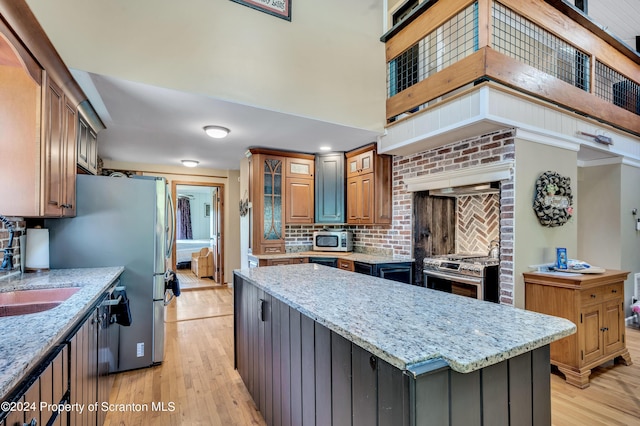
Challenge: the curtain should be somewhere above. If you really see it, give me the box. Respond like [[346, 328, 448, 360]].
[[177, 197, 193, 240]]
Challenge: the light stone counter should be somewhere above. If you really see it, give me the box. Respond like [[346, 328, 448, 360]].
[[250, 251, 411, 264], [0, 267, 124, 398], [234, 263, 576, 376]]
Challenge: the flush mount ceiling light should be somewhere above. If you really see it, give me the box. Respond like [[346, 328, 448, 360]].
[[203, 125, 230, 139], [181, 160, 199, 168], [319, 146, 332, 151]]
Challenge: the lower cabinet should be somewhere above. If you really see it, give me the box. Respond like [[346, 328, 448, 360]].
[[234, 275, 553, 426], [260, 257, 309, 267], [354, 261, 413, 284], [0, 281, 117, 426], [2, 343, 68, 426]]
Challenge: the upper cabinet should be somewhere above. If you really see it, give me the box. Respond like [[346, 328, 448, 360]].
[[345, 144, 392, 225], [0, 2, 103, 217], [77, 103, 101, 175], [285, 156, 314, 224], [315, 152, 345, 224], [249, 149, 315, 254]]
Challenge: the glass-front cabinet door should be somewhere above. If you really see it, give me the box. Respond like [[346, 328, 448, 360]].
[[250, 151, 286, 254], [263, 158, 283, 242]]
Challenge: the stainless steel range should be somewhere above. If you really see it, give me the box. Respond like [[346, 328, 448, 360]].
[[423, 254, 500, 302]]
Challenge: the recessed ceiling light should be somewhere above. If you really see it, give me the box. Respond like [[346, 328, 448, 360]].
[[203, 125, 230, 139], [319, 146, 332, 151], [181, 160, 199, 167]]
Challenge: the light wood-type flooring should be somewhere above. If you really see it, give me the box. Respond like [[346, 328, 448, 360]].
[[104, 276, 640, 426]]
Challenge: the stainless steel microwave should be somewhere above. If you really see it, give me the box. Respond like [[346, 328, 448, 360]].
[[312, 230, 353, 252]]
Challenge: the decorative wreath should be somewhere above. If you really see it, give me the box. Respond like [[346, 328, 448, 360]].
[[532, 171, 573, 227]]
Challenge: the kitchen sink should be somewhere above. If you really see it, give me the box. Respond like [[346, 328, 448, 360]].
[[0, 287, 81, 317]]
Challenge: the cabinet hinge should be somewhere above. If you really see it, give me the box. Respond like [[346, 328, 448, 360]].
[[580, 313, 583, 323], [581, 350, 584, 360]]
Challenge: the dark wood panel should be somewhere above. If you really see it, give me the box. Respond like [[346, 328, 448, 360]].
[[414, 368, 449, 425], [280, 300, 292, 426], [272, 297, 282, 426], [450, 370, 481, 426], [532, 346, 551, 426], [331, 332, 352, 426], [290, 310, 303, 426], [301, 315, 316, 426], [258, 289, 267, 417], [481, 361, 509, 426], [378, 358, 409, 426], [315, 323, 332, 426], [413, 192, 456, 285], [352, 345, 377, 426], [264, 293, 273, 426], [509, 352, 533, 426]]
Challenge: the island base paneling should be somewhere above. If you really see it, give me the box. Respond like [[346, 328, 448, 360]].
[[234, 274, 552, 426]]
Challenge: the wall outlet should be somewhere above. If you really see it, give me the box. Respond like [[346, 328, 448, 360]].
[[137, 342, 144, 357]]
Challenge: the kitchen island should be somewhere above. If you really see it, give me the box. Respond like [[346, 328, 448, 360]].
[[0, 267, 123, 425], [234, 263, 576, 426]]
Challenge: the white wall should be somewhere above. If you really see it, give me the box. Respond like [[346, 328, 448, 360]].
[[620, 164, 640, 314], [514, 139, 578, 308], [27, 0, 386, 132]]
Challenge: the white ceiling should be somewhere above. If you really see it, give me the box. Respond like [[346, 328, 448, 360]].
[[47, 2, 639, 170], [73, 71, 381, 171]]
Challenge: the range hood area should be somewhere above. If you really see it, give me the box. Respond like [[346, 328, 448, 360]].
[[428, 181, 500, 197]]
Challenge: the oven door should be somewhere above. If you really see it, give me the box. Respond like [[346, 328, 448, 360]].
[[423, 270, 484, 300]]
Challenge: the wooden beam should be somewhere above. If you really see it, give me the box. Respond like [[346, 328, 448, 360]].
[[386, 48, 487, 120], [484, 48, 640, 135]]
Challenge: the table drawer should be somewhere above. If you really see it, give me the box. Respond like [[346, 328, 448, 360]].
[[603, 283, 623, 301], [580, 287, 604, 305]]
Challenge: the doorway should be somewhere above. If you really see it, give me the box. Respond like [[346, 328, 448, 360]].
[[172, 181, 225, 284]]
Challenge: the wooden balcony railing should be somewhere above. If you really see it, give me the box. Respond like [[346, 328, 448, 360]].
[[382, 0, 640, 136]]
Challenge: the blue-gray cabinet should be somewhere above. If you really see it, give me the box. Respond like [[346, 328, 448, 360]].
[[315, 152, 345, 223]]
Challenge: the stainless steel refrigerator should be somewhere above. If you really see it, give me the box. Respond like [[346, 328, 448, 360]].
[[46, 174, 175, 372]]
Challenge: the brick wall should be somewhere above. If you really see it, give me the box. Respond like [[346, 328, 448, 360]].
[[284, 129, 516, 303], [0, 217, 25, 271], [456, 193, 500, 254]]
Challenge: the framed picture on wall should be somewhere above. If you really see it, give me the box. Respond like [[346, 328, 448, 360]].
[[204, 203, 211, 217], [230, 0, 291, 21]]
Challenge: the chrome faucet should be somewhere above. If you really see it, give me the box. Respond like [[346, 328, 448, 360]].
[[0, 215, 15, 270]]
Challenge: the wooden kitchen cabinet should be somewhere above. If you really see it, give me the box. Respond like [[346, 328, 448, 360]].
[[285, 156, 315, 224], [43, 75, 77, 217], [0, 4, 102, 218], [315, 152, 345, 223], [249, 151, 286, 254], [77, 111, 99, 175], [249, 149, 315, 254], [345, 144, 392, 225], [259, 257, 309, 267], [524, 270, 632, 388], [337, 258, 354, 271]]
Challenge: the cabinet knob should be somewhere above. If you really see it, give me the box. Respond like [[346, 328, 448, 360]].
[[591, 294, 597, 298], [612, 289, 618, 293], [61, 203, 72, 209], [369, 355, 377, 371], [26, 418, 37, 426]]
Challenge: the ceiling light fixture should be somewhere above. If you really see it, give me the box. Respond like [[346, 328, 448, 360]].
[[204, 125, 230, 139], [319, 146, 332, 151], [181, 160, 199, 168]]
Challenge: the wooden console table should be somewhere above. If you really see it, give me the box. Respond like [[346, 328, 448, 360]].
[[524, 269, 632, 388]]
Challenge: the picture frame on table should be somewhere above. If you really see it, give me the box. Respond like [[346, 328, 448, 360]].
[[230, 0, 291, 21]]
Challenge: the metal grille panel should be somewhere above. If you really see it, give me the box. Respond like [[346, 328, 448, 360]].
[[387, 3, 479, 99], [492, 1, 590, 91], [595, 61, 640, 115]]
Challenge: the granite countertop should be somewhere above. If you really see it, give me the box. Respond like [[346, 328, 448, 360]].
[[251, 251, 412, 264], [234, 263, 576, 376], [0, 267, 124, 399]]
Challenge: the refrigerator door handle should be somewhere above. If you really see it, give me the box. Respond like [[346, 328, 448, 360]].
[[166, 190, 176, 259]]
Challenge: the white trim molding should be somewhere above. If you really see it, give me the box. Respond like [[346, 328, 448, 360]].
[[403, 161, 514, 192]]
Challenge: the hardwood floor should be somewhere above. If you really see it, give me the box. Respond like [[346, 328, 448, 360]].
[[104, 281, 640, 426]]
